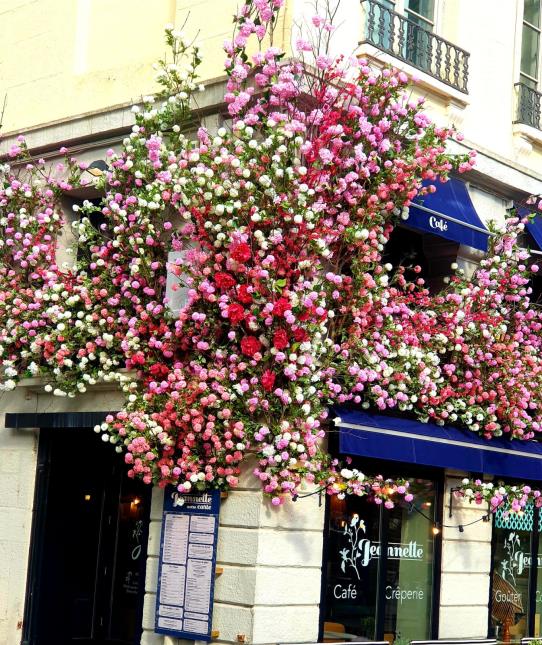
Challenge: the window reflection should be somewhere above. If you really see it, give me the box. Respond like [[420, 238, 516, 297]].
[[323, 474, 438, 644], [491, 504, 540, 644]]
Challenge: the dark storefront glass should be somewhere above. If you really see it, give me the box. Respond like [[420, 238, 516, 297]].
[[323, 474, 439, 644], [491, 504, 541, 643]]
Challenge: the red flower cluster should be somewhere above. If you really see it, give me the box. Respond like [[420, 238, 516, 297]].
[[273, 329, 289, 350], [230, 242, 252, 263], [215, 272, 236, 289], [241, 336, 261, 357]]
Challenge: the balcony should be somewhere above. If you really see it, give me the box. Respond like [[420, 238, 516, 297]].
[[361, 0, 470, 94], [515, 82, 542, 131]]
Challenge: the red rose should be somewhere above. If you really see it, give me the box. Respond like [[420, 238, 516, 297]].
[[273, 328, 289, 350], [230, 242, 252, 263], [150, 362, 169, 377], [292, 327, 308, 342], [237, 284, 253, 304], [272, 298, 290, 316], [261, 369, 276, 392], [241, 335, 261, 357], [215, 272, 236, 289], [227, 303, 245, 325]]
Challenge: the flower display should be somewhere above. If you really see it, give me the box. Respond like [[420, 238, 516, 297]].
[[1, 0, 541, 511], [456, 479, 542, 516]]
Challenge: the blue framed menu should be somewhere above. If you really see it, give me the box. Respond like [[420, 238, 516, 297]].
[[154, 487, 221, 641]]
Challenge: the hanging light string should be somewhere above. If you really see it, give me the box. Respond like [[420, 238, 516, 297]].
[[292, 485, 329, 504], [292, 483, 509, 533], [408, 497, 504, 535]]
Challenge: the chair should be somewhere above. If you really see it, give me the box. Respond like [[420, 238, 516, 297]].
[[284, 642, 389, 645], [411, 640, 497, 645], [411, 641, 498, 644], [323, 622, 345, 643]]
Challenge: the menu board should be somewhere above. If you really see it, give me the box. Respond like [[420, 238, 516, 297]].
[[155, 487, 221, 641]]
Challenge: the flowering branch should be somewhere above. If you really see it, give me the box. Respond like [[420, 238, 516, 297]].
[[1, 0, 540, 509], [456, 478, 542, 516]]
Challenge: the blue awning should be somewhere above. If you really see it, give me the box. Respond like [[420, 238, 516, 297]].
[[518, 205, 542, 250], [405, 178, 490, 252], [335, 407, 542, 479]]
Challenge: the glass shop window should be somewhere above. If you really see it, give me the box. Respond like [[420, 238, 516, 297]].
[[490, 503, 542, 643], [322, 472, 441, 645]]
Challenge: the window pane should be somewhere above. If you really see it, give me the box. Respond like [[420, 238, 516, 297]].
[[405, 17, 433, 70], [366, 0, 396, 52], [406, 0, 435, 21], [520, 72, 539, 89], [323, 476, 436, 644], [491, 506, 534, 641], [521, 23, 540, 79], [324, 496, 380, 640], [384, 480, 436, 645], [524, 0, 541, 27]]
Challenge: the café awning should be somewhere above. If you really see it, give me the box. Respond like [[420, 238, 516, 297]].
[[518, 205, 542, 250], [335, 407, 542, 479], [405, 178, 490, 252]]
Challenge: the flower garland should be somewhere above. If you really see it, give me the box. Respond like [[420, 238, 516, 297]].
[[456, 479, 542, 515], [0, 0, 541, 511]]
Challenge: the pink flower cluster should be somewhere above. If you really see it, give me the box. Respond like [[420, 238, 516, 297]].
[[0, 1, 536, 513], [457, 478, 542, 516]]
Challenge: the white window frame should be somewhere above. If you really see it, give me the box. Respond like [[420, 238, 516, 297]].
[[519, 0, 542, 88], [391, 0, 438, 32]]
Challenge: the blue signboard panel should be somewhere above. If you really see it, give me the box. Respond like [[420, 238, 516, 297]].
[[155, 487, 221, 641]]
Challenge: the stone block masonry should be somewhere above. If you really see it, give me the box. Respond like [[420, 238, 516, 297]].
[[141, 454, 326, 645], [439, 473, 492, 639]]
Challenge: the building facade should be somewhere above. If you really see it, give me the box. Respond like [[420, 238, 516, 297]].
[[1, 1, 542, 644]]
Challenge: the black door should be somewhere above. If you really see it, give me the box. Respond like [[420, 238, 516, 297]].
[[23, 427, 151, 645]]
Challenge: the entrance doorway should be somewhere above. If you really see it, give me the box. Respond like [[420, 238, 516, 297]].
[[23, 426, 151, 645]]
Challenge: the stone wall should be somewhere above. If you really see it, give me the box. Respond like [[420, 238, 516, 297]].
[[439, 473, 492, 639], [0, 420, 37, 645], [141, 455, 326, 645]]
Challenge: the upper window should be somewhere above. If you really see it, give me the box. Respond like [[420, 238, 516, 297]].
[[362, 0, 469, 93], [516, 1, 542, 130], [521, 0, 541, 89], [404, 0, 435, 29]]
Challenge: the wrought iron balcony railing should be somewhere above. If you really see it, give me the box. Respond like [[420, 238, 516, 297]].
[[361, 0, 470, 94], [515, 82, 542, 131]]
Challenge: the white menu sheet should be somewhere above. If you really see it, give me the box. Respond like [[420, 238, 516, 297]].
[[156, 509, 217, 637]]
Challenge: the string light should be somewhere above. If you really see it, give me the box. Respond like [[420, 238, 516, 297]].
[[289, 486, 504, 535], [410, 495, 505, 534]]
